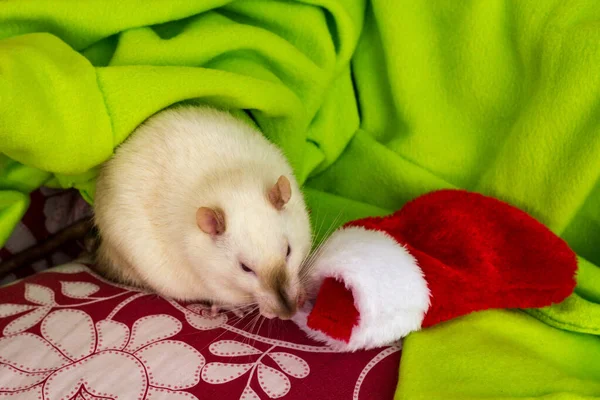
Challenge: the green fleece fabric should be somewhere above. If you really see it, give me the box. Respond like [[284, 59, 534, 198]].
[[1, 0, 600, 398], [396, 309, 600, 400], [396, 256, 600, 400]]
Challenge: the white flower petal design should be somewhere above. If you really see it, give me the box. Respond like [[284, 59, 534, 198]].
[[61, 281, 100, 298], [209, 340, 261, 357], [146, 387, 200, 400], [43, 351, 147, 399], [80, 392, 107, 400], [0, 304, 36, 318], [135, 340, 205, 389], [186, 304, 209, 313], [78, 387, 111, 400], [268, 352, 310, 378], [0, 333, 70, 372], [185, 310, 227, 330], [96, 320, 129, 352], [0, 364, 50, 391], [202, 362, 253, 384], [240, 386, 261, 400], [257, 363, 291, 398], [0, 384, 42, 399], [3, 306, 50, 336], [24, 284, 55, 305], [49, 263, 90, 274], [125, 314, 182, 352], [41, 310, 96, 360]]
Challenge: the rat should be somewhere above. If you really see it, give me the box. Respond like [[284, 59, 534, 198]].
[[93, 106, 312, 320]]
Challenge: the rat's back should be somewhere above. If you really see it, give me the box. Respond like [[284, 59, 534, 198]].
[[93, 106, 299, 297]]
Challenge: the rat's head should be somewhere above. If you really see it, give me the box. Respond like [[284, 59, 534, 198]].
[[188, 173, 312, 320]]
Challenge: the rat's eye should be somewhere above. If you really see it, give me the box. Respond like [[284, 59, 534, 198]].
[[286, 245, 291, 258], [240, 263, 255, 274]]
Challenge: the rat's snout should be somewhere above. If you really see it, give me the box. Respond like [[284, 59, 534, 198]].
[[260, 288, 306, 320], [259, 266, 308, 320], [268, 292, 297, 321]]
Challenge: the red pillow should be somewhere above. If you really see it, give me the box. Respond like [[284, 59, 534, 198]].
[[0, 263, 400, 399]]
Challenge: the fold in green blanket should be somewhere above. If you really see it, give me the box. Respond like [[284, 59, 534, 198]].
[[0, 0, 599, 398]]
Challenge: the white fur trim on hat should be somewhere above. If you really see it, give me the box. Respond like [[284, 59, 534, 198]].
[[293, 226, 430, 351]]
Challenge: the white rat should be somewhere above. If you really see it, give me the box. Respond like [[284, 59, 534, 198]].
[[93, 106, 312, 320]]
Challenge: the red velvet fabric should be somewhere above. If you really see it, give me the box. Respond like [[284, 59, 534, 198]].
[[346, 189, 578, 328]]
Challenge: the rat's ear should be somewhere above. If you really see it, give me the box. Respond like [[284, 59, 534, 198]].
[[268, 175, 292, 210], [196, 207, 226, 236]]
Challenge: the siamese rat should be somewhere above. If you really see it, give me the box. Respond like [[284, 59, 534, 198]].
[[93, 106, 312, 320]]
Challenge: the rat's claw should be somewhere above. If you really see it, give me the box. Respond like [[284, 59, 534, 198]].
[[231, 308, 246, 318], [210, 304, 220, 317]]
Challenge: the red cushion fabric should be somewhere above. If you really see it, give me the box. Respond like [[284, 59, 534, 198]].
[[0, 264, 400, 399]]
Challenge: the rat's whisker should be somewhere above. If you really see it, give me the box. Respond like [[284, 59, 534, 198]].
[[256, 315, 266, 339], [225, 302, 259, 317], [241, 312, 261, 347], [305, 209, 343, 263], [267, 318, 274, 339], [299, 209, 346, 282], [251, 315, 266, 348], [301, 209, 327, 266], [191, 313, 249, 352]]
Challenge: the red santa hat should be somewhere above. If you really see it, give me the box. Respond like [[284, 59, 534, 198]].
[[293, 190, 578, 351]]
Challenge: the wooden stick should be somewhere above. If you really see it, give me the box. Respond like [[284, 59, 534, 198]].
[[0, 218, 93, 278]]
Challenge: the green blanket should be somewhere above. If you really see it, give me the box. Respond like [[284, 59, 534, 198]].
[[1, 0, 599, 398]]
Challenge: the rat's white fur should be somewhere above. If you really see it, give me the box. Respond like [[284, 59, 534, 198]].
[[94, 106, 311, 317], [292, 226, 430, 351]]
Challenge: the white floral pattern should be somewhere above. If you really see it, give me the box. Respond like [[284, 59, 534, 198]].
[[2, 284, 55, 336], [202, 341, 310, 399], [0, 310, 204, 399], [0, 263, 401, 399]]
